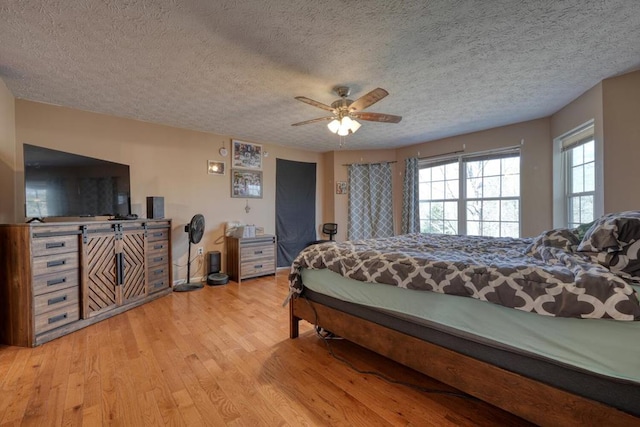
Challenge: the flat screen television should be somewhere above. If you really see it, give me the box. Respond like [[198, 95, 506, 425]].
[[24, 144, 131, 219]]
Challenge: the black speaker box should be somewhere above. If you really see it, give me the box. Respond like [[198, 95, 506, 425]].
[[146, 196, 164, 219], [208, 251, 221, 274]]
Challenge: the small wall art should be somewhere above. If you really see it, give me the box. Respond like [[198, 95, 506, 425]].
[[231, 169, 263, 198], [207, 160, 225, 175], [336, 181, 348, 194], [232, 140, 262, 170]]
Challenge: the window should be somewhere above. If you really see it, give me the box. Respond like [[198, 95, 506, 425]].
[[419, 149, 520, 237], [465, 154, 520, 237], [419, 161, 459, 234], [554, 122, 598, 228], [564, 131, 595, 228]]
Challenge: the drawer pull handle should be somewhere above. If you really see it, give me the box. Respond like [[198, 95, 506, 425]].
[[47, 259, 66, 268], [154, 281, 164, 288], [46, 242, 66, 249], [153, 232, 163, 237], [153, 256, 164, 262], [48, 313, 68, 324], [254, 250, 263, 254], [153, 268, 164, 275], [254, 264, 263, 269], [47, 277, 67, 286], [48, 295, 68, 305], [154, 244, 164, 250]]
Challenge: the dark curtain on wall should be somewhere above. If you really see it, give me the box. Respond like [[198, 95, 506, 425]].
[[276, 159, 316, 267]]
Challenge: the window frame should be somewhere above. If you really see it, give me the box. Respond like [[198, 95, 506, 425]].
[[553, 120, 602, 228], [418, 148, 521, 237]]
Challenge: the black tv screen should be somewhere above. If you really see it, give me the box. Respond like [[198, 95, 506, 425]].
[[24, 144, 131, 219]]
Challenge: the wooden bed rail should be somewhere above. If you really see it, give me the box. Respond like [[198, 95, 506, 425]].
[[289, 296, 639, 427]]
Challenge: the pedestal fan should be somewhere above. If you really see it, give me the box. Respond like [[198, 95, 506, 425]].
[[173, 214, 205, 292]]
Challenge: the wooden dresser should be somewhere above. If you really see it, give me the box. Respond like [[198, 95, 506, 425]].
[[225, 235, 277, 283], [0, 219, 172, 347]]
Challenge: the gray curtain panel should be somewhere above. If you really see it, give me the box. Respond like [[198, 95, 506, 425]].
[[402, 157, 420, 234], [348, 163, 394, 239]]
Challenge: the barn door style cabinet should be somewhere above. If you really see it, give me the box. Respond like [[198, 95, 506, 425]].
[[0, 219, 173, 347], [83, 222, 148, 317]]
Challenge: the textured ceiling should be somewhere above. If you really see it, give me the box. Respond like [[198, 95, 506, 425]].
[[1, 1, 640, 152]]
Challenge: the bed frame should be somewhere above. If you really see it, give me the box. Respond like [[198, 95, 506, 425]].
[[289, 295, 639, 427]]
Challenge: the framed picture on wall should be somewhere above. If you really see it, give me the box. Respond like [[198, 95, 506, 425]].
[[336, 181, 348, 194], [207, 160, 225, 175], [231, 169, 263, 198], [232, 140, 262, 170]]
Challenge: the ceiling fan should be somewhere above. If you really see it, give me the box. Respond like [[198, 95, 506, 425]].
[[292, 86, 402, 136]]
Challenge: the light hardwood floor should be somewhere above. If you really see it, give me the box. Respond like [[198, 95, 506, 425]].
[[0, 270, 531, 426]]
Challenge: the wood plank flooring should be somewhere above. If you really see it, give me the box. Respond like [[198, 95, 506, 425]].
[[0, 270, 531, 426]]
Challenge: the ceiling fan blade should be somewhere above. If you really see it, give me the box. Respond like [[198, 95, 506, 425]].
[[352, 112, 402, 123], [291, 117, 335, 126], [349, 88, 389, 112], [294, 96, 335, 112]]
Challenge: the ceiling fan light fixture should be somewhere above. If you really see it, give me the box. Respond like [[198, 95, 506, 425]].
[[327, 119, 341, 133], [337, 116, 354, 136], [349, 119, 361, 133]]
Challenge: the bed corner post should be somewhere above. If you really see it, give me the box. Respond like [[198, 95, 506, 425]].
[[289, 298, 300, 339]]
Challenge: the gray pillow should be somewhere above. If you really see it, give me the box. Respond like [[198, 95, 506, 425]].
[[577, 211, 640, 253]]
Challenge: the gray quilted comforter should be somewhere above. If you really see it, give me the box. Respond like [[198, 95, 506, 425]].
[[289, 233, 640, 320]]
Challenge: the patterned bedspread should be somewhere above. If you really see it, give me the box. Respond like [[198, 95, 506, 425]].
[[289, 233, 640, 320]]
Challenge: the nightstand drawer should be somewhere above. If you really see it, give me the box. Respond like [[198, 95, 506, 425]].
[[34, 304, 80, 335], [32, 253, 79, 276], [32, 234, 79, 257], [241, 259, 275, 277], [34, 287, 79, 315], [33, 270, 79, 296], [240, 245, 275, 261]]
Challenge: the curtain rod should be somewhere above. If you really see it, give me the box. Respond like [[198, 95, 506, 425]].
[[417, 142, 523, 161], [418, 149, 464, 160], [342, 160, 398, 166]]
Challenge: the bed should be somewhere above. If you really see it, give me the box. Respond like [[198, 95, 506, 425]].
[[287, 211, 640, 426]]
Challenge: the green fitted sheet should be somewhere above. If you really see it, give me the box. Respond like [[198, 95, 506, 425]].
[[301, 268, 640, 383]]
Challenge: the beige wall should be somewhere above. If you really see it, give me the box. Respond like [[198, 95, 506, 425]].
[[396, 118, 553, 237], [602, 70, 640, 212], [14, 100, 324, 282], [0, 78, 16, 223]]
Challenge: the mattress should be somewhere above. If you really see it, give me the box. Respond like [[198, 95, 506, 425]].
[[300, 268, 640, 416]]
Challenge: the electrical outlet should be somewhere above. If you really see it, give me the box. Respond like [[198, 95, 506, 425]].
[[197, 247, 203, 255]]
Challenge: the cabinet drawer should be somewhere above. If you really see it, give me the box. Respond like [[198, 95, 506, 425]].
[[241, 259, 275, 277], [33, 270, 79, 296], [32, 234, 79, 257], [32, 253, 79, 276], [148, 240, 170, 252], [35, 303, 80, 335], [147, 249, 169, 267], [240, 245, 274, 261], [147, 229, 170, 242], [34, 287, 79, 315], [148, 265, 169, 280], [149, 274, 170, 293]]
